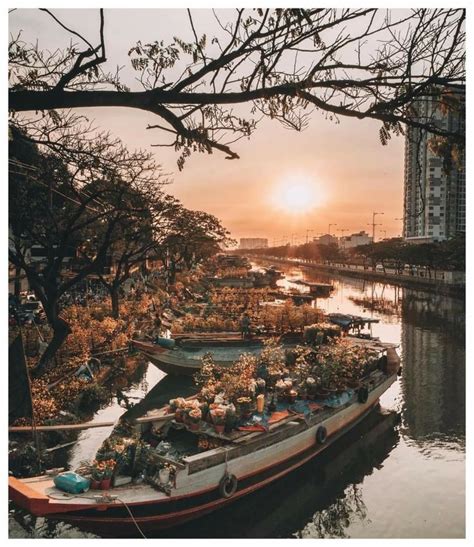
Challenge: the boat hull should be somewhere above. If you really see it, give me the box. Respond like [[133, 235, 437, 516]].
[[9, 372, 397, 535]]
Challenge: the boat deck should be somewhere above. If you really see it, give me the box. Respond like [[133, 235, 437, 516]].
[[15, 475, 169, 506]]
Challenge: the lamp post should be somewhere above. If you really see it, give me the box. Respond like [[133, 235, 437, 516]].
[[306, 229, 314, 244], [291, 233, 298, 246], [328, 223, 337, 235], [370, 212, 384, 242]]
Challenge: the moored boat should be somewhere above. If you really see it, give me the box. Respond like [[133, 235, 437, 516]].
[[131, 332, 304, 376], [8, 346, 400, 536]]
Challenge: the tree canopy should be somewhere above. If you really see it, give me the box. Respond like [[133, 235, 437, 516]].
[[9, 8, 465, 168]]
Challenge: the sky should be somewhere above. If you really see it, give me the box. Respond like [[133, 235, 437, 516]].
[[9, 8, 406, 244]]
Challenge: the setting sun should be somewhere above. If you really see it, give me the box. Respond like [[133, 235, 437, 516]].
[[271, 174, 326, 214]]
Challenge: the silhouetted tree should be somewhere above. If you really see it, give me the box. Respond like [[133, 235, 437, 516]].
[[9, 8, 465, 169]]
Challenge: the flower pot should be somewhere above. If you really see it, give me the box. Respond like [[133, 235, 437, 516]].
[[175, 410, 184, 423], [100, 478, 111, 490], [214, 424, 225, 434], [91, 479, 101, 490], [189, 421, 200, 431]]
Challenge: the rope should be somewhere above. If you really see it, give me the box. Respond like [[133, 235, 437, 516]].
[[47, 492, 147, 538], [116, 497, 147, 539]]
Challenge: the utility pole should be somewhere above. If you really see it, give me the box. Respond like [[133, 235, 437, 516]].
[[369, 212, 384, 242], [306, 229, 314, 244], [291, 233, 298, 246], [328, 223, 337, 235]]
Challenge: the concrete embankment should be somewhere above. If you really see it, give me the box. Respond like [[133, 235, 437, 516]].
[[251, 256, 465, 297]]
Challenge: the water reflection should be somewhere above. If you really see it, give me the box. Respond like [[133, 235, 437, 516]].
[[260, 258, 465, 448], [10, 408, 400, 539], [400, 288, 465, 444], [9, 260, 465, 538]]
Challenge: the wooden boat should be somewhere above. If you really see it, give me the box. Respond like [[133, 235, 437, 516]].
[[132, 332, 395, 377], [8, 348, 400, 536], [268, 290, 314, 304], [131, 332, 304, 376], [292, 280, 334, 296], [328, 313, 380, 331]]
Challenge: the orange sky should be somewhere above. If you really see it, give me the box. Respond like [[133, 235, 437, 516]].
[[10, 8, 405, 243]]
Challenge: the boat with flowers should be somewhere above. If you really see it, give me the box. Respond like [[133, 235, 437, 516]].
[[131, 321, 345, 376], [131, 331, 306, 376], [9, 337, 401, 536]]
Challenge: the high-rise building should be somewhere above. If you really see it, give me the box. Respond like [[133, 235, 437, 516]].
[[403, 89, 465, 242], [239, 238, 268, 250]]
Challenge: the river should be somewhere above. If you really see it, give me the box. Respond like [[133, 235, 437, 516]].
[[9, 260, 465, 538]]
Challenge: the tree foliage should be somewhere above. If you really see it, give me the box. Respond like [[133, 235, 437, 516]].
[[9, 8, 465, 168]]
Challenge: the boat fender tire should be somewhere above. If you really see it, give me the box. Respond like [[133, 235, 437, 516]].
[[316, 425, 327, 445], [219, 473, 238, 498], [358, 386, 369, 404]]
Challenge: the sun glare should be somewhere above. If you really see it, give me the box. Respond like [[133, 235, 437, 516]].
[[271, 175, 325, 214]]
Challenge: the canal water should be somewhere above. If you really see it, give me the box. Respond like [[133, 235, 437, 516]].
[[9, 261, 465, 538]]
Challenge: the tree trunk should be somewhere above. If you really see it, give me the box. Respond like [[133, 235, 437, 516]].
[[14, 265, 22, 297], [168, 264, 177, 285], [34, 313, 71, 376], [110, 286, 120, 319]]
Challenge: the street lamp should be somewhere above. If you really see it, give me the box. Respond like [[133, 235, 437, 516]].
[[328, 223, 337, 235], [305, 229, 314, 244], [370, 212, 384, 242]]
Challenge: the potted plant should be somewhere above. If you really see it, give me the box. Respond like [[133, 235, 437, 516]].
[[90, 460, 103, 489], [210, 406, 226, 434], [199, 401, 209, 421], [305, 377, 317, 399], [288, 389, 298, 404], [188, 408, 202, 431], [225, 404, 238, 432], [235, 396, 253, 419], [256, 378, 266, 395], [100, 459, 115, 490]]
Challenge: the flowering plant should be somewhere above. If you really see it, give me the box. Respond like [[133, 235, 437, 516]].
[[92, 459, 116, 479], [210, 406, 227, 425], [91, 460, 104, 481], [188, 408, 202, 423]]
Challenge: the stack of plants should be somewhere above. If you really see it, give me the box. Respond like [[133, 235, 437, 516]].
[[173, 295, 325, 334], [165, 338, 382, 435]]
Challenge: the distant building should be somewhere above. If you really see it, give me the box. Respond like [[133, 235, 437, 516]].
[[403, 88, 465, 242], [339, 231, 373, 249], [239, 238, 268, 250], [313, 234, 338, 246]]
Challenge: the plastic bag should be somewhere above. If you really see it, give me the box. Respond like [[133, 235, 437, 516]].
[[53, 472, 90, 494]]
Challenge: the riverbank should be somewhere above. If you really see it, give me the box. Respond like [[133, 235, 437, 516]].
[[249, 256, 465, 297]]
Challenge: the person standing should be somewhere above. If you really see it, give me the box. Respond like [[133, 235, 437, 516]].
[[240, 312, 251, 339]]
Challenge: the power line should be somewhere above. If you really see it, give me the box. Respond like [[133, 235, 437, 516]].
[[9, 159, 106, 214]]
